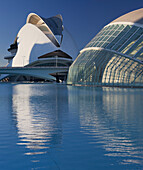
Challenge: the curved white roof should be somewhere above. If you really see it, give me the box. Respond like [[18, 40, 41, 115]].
[[27, 13, 63, 35], [111, 8, 143, 25], [9, 13, 78, 67], [12, 23, 57, 67], [27, 13, 61, 47], [6, 12, 79, 68]]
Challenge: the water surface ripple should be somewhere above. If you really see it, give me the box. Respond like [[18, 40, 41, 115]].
[[0, 83, 143, 169]]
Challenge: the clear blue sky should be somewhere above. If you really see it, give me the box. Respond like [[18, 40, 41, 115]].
[[0, 0, 142, 66]]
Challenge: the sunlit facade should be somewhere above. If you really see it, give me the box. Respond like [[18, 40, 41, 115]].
[[1, 13, 78, 82], [67, 8, 143, 87]]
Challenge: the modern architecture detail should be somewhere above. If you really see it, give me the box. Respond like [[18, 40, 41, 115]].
[[1, 13, 78, 82], [67, 8, 143, 87]]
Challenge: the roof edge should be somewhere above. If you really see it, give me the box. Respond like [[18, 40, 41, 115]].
[[26, 13, 61, 47], [110, 8, 143, 25]]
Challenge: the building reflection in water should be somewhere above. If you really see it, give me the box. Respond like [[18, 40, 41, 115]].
[[12, 84, 69, 156], [11, 84, 143, 166], [68, 86, 143, 165]]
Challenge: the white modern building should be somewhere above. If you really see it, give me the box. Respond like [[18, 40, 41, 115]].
[[67, 8, 143, 87], [1, 13, 78, 82]]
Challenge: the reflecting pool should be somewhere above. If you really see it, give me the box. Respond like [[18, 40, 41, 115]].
[[0, 83, 143, 169]]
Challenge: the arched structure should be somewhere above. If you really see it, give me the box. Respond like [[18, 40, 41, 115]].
[[1, 13, 78, 82], [26, 13, 62, 47], [67, 8, 143, 87]]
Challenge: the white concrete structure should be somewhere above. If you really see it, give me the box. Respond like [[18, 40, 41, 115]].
[[1, 13, 78, 82]]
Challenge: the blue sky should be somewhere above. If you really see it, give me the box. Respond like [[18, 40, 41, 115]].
[[0, 0, 142, 66]]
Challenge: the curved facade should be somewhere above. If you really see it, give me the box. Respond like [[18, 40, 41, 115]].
[[67, 8, 143, 87], [1, 13, 78, 82]]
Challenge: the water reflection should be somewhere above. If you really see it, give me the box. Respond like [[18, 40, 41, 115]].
[[68, 86, 143, 165], [12, 84, 69, 155], [11, 84, 143, 167]]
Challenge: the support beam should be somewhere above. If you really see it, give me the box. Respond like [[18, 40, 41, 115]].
[[0, 67, 68, 81]]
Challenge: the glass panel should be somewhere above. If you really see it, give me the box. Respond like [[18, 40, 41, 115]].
[[127, 37, 143, 57], [120, 32, 141, 54], [133, 44, 143, 58], [108, 25, 132, 50], [112, 26, 138, 51]]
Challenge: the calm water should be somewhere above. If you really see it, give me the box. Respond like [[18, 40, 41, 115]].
[[0, 83, 143, 170]]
